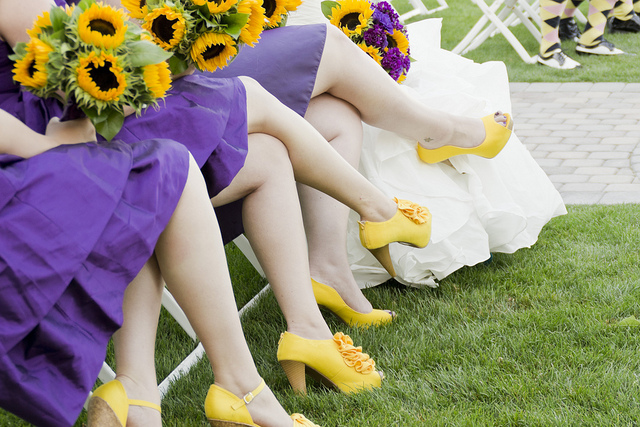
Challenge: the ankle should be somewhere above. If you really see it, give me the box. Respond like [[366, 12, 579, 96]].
[[114, 374, 160, 405]]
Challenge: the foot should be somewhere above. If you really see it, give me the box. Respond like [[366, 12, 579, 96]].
[[113, 375, 162, 427], [418, 112, 509, 151], [607, 13, 640, 33], [214, 379, 294, 427], [576, 39, 625, 56], [559, 17, 581, 41], [537, 49, 581, 70]]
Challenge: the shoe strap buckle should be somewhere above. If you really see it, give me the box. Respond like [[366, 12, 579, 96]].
[[243, 391, 255, 405]]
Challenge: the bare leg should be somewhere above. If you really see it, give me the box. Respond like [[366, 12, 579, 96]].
[[114, 155, 293, 427], [239, 76, 397, 224], [311, 24, 507, 150], [212, 134, 333, 341], [298, 94, 373, 313]]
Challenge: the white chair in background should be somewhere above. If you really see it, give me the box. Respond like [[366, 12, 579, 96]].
[[398, 0, 449, 21], [452, 0, 587, 63]]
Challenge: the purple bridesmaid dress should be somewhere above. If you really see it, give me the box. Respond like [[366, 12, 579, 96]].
[[0, 39, 190, 426]]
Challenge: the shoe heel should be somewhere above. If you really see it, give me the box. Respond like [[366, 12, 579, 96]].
[[87, 396, 122, 427], [368, 246, 396, 277], [279, 360, 307, 395]]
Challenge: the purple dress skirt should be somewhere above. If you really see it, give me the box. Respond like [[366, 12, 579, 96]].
[[0, 39, 191, 425]]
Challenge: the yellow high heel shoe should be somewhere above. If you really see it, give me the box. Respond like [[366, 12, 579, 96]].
[[417, 112, 514, 164], [87, 380, 161, 427], [312, 278, 395, 328], [358, 198, 431, 277], [277, 331, 383, 395], [204, 379, 319, 426]]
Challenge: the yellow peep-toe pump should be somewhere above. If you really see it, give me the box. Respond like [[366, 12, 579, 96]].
[[358, 198, 431, 277], [87, 380, 161, 427], [312, 278, 395, 328], [277, 331, 383, 395], [417, 112, 514, 164], [205, 379, 319, 426]]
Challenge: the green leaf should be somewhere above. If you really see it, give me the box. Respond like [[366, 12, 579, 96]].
[[221, 13, 249, 38], [49, 7, 69, 33], [93, 109, 125, 141], [127, 41, 173, 67], [321, 1, 339, 18], [168, 55, 189, 75]]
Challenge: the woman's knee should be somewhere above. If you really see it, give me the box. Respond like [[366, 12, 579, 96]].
[[247, 133, 294, 180]]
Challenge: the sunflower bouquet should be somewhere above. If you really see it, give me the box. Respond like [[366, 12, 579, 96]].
[[321, 0, 411, 83], [11, 0, 173, 141], [122, 0, 268, 74]]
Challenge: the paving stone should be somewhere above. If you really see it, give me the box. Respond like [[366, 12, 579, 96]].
[[588, 151, 631, 160], [574, 91, 610, 99], [534, 158, 563, 167], [524, 82, 562, 92], [551, 174, 590, 183], [522, 136, 563, 144], [601, 137, 640, 145], [574, 167, 619, 175], [621, 83, 640, 92], [560, 192, 603, 205], [589, 175, 635, 184], [604, 159, 631, 168], [591, 82, 627, 92], [562, 183, 607, 192], [605, 183, 640, 192], [562, 159, 605, 167], [599, 193, 640, 204], [557, 82, 594, 92], [548, 152, 589, 160]]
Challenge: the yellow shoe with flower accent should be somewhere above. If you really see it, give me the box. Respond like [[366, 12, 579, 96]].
[[358, 197, 431, 277], [277, 331, 383, 395], [417, 112, 514, 164], [205, 379, 320, 426]]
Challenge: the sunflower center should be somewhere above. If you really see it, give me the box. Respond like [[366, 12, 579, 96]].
[[386, 35, 397, 49], [89, 19, 116, 36], [152, 15, 178, 43], [202, 44, 224, 60], [339, 13, 361, 31], [88, 61, 119, 92], [27, 60, 37, 78], [262, 0, 276, 17]]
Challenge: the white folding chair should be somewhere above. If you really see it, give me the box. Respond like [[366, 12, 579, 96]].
[[399, 0, 449, 22], [86, 234, 270, 408], [452, 0, 587, 63]]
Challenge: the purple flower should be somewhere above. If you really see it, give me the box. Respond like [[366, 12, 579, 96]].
[[372, 9, 393, 32], [381, 47, 410, 81], [363, 25, 388, 49], [373, 1, 402, 30]]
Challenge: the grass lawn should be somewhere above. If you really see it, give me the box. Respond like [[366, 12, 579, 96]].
[[394, 0, 640, 83], [3, 205, 638, 426]]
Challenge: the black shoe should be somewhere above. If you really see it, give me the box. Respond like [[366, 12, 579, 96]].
[[559, 17, 581, 41], [607, 12, 640, 33]]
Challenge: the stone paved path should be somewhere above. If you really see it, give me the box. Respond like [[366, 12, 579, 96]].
[[509, 82, 640, 205]]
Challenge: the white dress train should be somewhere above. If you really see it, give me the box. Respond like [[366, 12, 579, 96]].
[[288, 6, 567, 289]]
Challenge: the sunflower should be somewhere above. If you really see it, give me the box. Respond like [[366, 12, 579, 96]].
[[26, 11, 52, 38], [237, 0, 265, 47], [284, 0, 302, 12], [142, 61, 171, 98], [192, 0, 238, 14], [329, 0, 372, 37], [261, 0, 288, 28], [76, 51, 127, 102], [122, 0, 148, 19], [12, 38, 54, 90], [385, 28, 409, 55], [357, 42, 382, 65], [190, 32, 237, 72], [143, 6, 187, 50], [77, 2, 128, 49]]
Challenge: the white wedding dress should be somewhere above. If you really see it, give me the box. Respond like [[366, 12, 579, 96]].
[[288, 4, 567, 288]]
